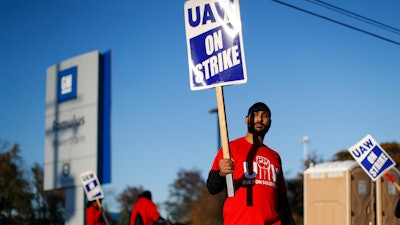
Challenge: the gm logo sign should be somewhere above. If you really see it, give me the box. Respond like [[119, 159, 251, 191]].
[[58, 66, 77, 103]]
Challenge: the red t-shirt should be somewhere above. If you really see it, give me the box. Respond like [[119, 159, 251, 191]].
[[211, 137, 287, 225], [86, 205, 105, 225], [130, 197, 160, 225]]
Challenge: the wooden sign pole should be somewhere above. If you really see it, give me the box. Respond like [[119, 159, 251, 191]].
[[95, 199, 110, 225], [215, 86, 235, 197]]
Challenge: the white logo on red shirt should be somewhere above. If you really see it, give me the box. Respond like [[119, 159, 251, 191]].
[[242, 156, 279, 188]]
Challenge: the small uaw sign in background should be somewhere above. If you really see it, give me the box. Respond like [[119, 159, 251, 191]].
[[348, 134, 396, 181], [184, 0, 247, 90], [80, 170, 104, 201]]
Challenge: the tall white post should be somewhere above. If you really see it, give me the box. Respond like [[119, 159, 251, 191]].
[[376, 178, 382, 225], [301, 136, 309, 168]]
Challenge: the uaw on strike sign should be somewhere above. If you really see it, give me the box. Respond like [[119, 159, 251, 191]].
[[184, 0, 247, 91], [348, 134, 396, 181], [80, 170, 104, 201]]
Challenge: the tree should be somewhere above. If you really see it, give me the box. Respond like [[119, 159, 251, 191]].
[[116, 185, 144, 225], [304, 150, 324, 169], [0, 142, 33, 224], [31, 163, 65, 225], [286, 175, 304, 225], [164, 168, 205, 224], [0, 141, 65, 225], [164, 168, 225, 225], [381, 142, 400, 168], [187, 187, 225, 225], [332, 150, 353, 161]]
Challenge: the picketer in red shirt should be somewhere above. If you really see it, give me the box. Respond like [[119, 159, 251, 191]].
[[130, 190, 165, 225], [206, 102, 296, 225]]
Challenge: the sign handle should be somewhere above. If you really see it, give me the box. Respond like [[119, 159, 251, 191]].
[[385, 172, 400, 192], [215, 86, 235, 197], [96, 199, 110, 225]]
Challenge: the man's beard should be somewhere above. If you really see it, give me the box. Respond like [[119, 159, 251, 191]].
[[248, 122, 269, 137]]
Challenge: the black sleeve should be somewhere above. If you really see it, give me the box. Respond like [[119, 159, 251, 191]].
[[278, 193, 297, 225], [206, 170, 226, 195]]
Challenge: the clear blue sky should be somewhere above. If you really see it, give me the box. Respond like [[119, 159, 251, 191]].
[[1, 0, 400, 214]]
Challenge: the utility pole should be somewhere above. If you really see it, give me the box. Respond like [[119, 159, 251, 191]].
[[301, 136, 309, 169], [209, 108, 221, 149]]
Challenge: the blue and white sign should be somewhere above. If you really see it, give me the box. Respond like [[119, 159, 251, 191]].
[[348, 134, 396, 181], [58, 66, 77, 103], [184, 0, 247, 91], [80, 170, 104, 201]]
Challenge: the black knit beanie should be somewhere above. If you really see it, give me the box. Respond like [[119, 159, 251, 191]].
[[247, 102, 271, 117]]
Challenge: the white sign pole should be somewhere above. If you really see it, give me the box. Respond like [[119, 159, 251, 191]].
[[376, 177, 382, 225], [216, 86, 234, 196]]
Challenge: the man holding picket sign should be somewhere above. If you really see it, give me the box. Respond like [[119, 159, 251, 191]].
[[206, 102, 297, 225], [184, 0, 296, 224], [80, 170, 109, 225], [85, 199, 106, 225]]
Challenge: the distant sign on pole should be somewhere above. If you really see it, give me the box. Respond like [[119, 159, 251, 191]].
[[184, 0, 247, 91], [80, 170, 104, 201], [348, 134, 396, 181]]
